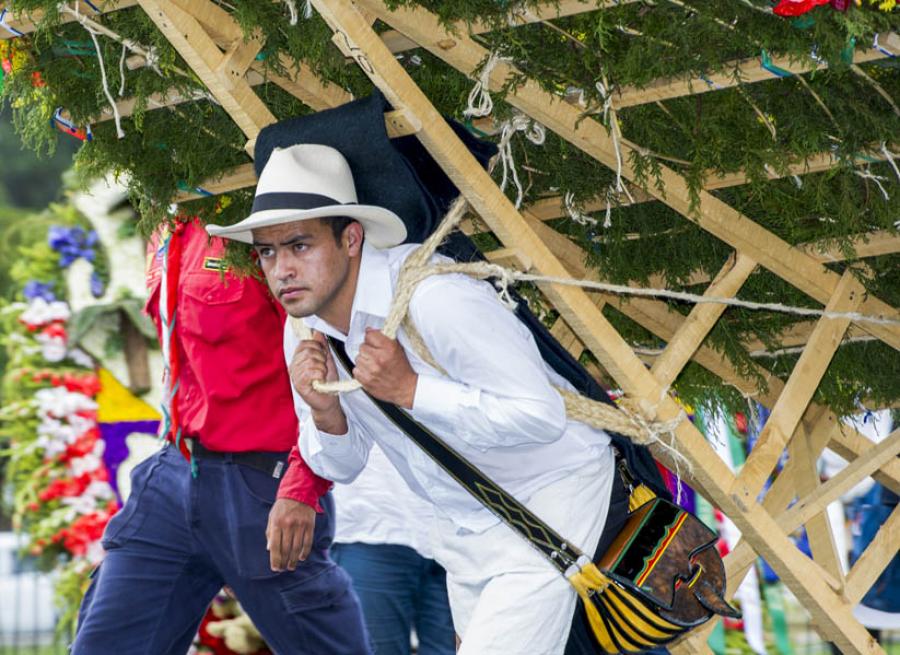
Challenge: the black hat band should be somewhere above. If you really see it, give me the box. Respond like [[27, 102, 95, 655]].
[[251, 192, 357, 214]]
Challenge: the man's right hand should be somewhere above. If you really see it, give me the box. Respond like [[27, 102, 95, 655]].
[[289, 332, 347, 433]]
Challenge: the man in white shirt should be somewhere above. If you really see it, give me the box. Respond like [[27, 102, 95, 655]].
[[208, 144, 618, 655]]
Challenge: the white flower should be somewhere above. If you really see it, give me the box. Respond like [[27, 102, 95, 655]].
[[19, 298, 71, 328], [38, 335, 68, 362]]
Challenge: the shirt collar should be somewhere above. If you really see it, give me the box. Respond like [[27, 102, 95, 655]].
[[304, 242, 393, 341]]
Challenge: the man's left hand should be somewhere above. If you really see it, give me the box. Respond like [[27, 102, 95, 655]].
[[354, 328, 418, 409], [266, 498, 315, 572]]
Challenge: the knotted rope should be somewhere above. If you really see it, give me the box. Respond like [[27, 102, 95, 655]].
[[497, 113, 546, 208]]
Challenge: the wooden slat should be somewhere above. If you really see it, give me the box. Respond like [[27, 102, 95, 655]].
[[137, 0, 275, 141], [0, 0, 138, 39], [791, 426, 846, 585], [512, 149, 895, 222], [262, 54, 354, 111], [650, 253, 757, 388], [735, 271, 865, 498], [845, 503, 900, 604], [612, 34, 899, 109], [381, 0, 642, 54]]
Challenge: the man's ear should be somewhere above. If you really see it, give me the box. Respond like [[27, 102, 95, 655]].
[[344, 221, 364, 256]]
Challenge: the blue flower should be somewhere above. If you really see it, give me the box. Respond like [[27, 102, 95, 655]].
[[90, 272, 105, 298], [23, 280, 56, 302], [47, 225, 100, 268]]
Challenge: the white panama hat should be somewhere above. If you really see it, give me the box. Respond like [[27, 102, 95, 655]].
[[205, 143, 407, 248]]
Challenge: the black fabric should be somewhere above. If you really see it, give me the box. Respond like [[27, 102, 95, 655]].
[[253, 91, 669, 501], [190, 441, 289, 479], [251, 192, 351, 214]]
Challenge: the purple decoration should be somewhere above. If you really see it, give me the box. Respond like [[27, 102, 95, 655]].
[[23, 280, 56, 302], [48, 225, 99, 268], [99, 420, 160, 503], [90, 271, 105, 298]]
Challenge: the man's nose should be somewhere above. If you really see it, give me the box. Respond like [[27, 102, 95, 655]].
[[272, 251, 296, 281]]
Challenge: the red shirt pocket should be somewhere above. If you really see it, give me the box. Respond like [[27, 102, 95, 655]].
[[179, 270, 246, 343]]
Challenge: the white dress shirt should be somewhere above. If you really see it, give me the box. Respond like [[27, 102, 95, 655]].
[[285, 242, 612, 534], [331, 443, 439, 559]]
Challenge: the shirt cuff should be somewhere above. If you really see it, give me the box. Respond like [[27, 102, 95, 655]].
[[275, 447, 332, 512], [315, 427, 359, 458], [412, 373, 476, 424]]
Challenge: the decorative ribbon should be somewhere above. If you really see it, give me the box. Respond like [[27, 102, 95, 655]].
[[51, 107, 93, 141], [158, 222, 193, 469], [760, 50, 794, 78]]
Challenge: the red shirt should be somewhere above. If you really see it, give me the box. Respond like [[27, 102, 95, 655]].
[[145, 219, 330, 510]]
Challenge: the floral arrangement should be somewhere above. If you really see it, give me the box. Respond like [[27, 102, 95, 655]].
[[2, 212, 267, 652], [1, 213, 118, 634]]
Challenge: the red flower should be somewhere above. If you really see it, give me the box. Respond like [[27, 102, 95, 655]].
[[60, 428, 100, 462], [772, 0, 830, 16], [53, 502, 119, 557], [61, 371, 101, 396]]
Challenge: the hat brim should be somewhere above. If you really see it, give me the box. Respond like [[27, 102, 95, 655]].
[[206, 204, 407, 249]]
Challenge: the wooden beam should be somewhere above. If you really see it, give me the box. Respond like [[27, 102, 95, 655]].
[[517, 149, 895, 222], [136, 0, 275, 141], [845, 503, 900, 604], [381, 0, 642, 55], [650, 253, 757, 388], [318, 3, 885, 651], [261, 54, 354, 111], [359, 0, 900, 356], [791, 426, 846, 585], [611, 33, 899, 109], [735, 271, 865, 498], [0, 0, 138, 39]]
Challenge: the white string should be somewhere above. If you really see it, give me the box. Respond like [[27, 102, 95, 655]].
[[80, 13, 125, 139], [564, 192, 597, 226], [856, 168, 890, 200], [282, 0, 298, 25], [455, 262, 900, 326], [118, 43, 126, 96], [498, 113, 546, 208], [880, 142, 900, 183], [595, 80, 634, 226], [464, 51, 506, 118], [304, 0, 313, 19]]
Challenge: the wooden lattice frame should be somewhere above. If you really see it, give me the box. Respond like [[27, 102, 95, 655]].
[[4, 1, 899, 653]]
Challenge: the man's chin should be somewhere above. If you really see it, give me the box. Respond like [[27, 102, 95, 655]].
[[280, 299, 314, 319]]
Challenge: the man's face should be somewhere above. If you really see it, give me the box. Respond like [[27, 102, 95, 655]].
[[252, 218, 359, 319]]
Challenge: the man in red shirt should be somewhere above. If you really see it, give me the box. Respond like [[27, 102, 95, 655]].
[[71, 217, 370, 654]]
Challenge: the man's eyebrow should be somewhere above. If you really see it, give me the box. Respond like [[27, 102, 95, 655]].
[[252, 233, 313, 247]]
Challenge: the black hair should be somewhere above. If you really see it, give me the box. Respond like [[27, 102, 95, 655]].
[[323, 216, 356, 243]]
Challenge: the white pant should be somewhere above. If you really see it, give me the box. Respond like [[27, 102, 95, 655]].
[[433, 446, 615, 655]]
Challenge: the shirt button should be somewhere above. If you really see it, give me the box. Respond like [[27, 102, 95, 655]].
[[206, 293, 213, 300]]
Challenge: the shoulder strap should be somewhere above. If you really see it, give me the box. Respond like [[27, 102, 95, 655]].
[[327, 336, 587, 574]]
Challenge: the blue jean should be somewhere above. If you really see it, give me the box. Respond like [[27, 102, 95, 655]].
[[331, 542, 455, 655], [72, 444, 371, 654]]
